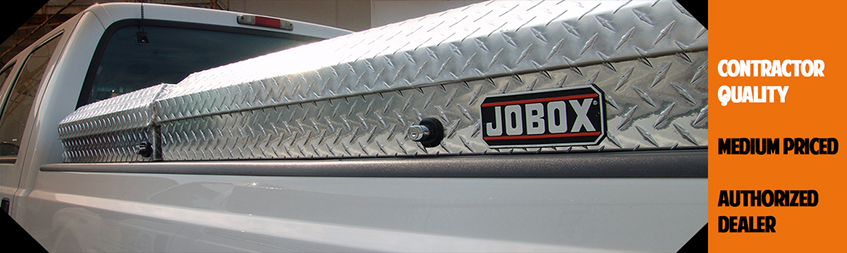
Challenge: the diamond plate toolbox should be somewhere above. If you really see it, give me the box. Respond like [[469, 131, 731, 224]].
[[59, 0, 708, 162], [58, 84, 172, 162]]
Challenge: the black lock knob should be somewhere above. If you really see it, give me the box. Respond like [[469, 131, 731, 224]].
[[407, 118, 444, 148], [136, 141, 153, 157]]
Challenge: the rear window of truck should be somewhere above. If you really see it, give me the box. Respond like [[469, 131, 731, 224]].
[[78, 20, 321, 107]]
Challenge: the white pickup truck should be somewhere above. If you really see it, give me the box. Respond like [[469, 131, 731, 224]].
[[2, 1, 708, 252]]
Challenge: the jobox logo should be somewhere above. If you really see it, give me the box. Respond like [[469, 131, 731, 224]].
[[480, 84, 606, 148]]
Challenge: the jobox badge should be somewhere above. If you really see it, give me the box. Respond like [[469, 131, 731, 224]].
[[480, 84, 607, 148]]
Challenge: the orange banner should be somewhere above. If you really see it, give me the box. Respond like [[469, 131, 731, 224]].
[[710, 0, 847, 251]]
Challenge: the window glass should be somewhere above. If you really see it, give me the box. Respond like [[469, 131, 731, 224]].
[[0, 35, 63, 161], [81, 25, 317, 105]]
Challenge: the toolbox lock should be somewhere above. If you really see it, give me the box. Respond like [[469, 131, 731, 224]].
[[408, 118, 444, 147], [136, 141, 153, 157]]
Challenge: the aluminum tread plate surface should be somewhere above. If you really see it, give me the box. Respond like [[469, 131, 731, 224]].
[[154, 0, 707, 122], [160, 51, 707, 160], [58, 84, 171, 139], [58, 0, 708, 162], [156, 0, 708, 161], [61, 128, 156, 163], [58, 84, 172, 162]]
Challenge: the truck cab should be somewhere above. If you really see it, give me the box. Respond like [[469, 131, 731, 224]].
[[1, 3, 348, 250]]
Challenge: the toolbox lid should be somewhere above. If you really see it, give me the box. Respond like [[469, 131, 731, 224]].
[[58, 84, 172, 139]]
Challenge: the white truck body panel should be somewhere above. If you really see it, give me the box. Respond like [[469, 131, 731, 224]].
[[29, 172, 705, 252]]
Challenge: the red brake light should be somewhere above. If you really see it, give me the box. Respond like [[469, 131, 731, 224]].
[[237, 15, 293, 31]]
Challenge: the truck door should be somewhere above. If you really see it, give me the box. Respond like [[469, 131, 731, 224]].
[[0, 34, 63, 216]]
